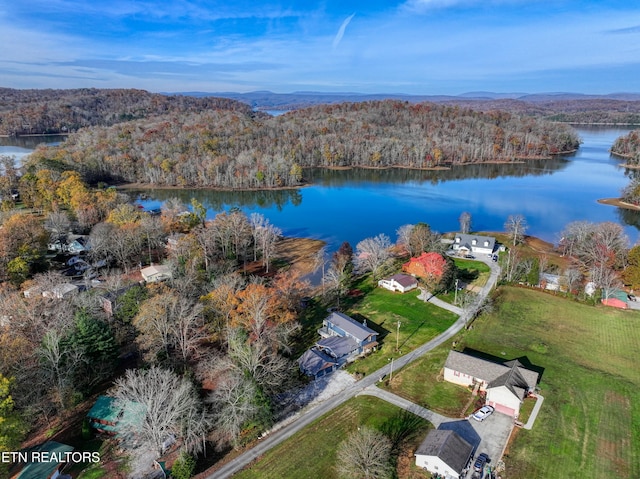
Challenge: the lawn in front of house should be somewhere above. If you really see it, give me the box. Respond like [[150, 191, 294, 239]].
[[233, 396, 432, 479], [344, 278, 457, 376], [386, 286, 640, 479], [383, 339, 472, 417]]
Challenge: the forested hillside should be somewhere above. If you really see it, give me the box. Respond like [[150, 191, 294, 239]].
[[0, 88, 258, 136], [26, 100, 580, 189]]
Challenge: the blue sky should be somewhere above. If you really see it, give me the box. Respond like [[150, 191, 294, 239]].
[[1, 0, 639, 94]]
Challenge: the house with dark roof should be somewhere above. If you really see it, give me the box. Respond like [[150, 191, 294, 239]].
[[452, 233, 496, 256], [16, 441, 74, 479], [443, 350, 539, 417], [297, 348, 339, 379], [415, 429, 473, 478], [378, 273, 418, 293], [298, 312, 378, 379]]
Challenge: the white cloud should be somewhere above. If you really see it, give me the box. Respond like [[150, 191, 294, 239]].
[[332, 13, 355, 49]]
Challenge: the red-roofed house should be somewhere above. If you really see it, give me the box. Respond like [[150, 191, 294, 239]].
[[403, 252, 447, 284]]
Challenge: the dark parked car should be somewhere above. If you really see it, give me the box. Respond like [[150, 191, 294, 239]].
[[628, 293, 637, 302], [474, 452, 489, 472]]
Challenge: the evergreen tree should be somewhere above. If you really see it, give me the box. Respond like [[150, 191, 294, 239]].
[[65, 309, 118, 389]]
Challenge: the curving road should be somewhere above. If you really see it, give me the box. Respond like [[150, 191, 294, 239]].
[[207, 256, 500, 479]]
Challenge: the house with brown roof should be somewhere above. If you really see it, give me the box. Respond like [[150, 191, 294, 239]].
[[443, 350, 539, 417], [415, 429, 473, 478], [378, 273, 418, 293]]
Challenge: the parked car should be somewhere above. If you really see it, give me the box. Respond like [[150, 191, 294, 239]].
[[464, 254, 475, 259], [472, 405, 494, 422], [627, 293, 637, 302], [492, 254, 499, 262], [474, 453, 489, 472]]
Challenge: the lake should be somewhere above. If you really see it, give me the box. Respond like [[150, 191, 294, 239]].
[[2, 127, 638, 250]]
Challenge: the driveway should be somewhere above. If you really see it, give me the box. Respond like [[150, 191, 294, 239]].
[[446, 412, 513, 478], [205, 253, 502, 479]]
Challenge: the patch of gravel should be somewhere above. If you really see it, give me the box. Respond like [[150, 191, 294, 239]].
[[273, 370, 356, 424]]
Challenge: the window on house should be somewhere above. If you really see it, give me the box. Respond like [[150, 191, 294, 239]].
[[455, 237, 460, 243], [454, 371, 460, 377], [472, 239, 477, 245], [484, 241, 489, 246]]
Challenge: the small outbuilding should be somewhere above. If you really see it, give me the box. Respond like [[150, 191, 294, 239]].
[[415, 429, 473, 478]]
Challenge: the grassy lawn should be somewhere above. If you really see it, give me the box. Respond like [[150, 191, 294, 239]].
[[384, 339, 472, 417], [344, 278, 457, 375], [234, 396, 432, 479], [387, 286, 640, 478], [436, 258, 491, 304]]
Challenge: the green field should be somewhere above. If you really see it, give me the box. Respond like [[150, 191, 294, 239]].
[[344, 282, 456, 375], [234, 396, 431, 479], [388, 286, 640, 478]]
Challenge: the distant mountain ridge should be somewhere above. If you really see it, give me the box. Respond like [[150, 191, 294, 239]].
[[172, 90, 640, 110]]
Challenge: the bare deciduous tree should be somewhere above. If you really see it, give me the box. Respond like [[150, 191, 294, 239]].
[[114, 366, 210, 458], [355, 234, 391, 279], [207, 370, 261, 449], [504, 214, 528, 245], [335, 427, 393, 479], [459, 211, 472, 234]]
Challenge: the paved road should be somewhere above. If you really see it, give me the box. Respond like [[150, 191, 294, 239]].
[[207, 256, 501, 479]]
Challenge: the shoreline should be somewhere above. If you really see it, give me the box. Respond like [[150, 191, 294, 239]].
[[597, 197, 640, 211], [114, 155, 574, 193]]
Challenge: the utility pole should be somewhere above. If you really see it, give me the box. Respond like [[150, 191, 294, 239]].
[[454, 278, 459, 305], [389, 357, 394, 382], [396, 320, 401, 352]]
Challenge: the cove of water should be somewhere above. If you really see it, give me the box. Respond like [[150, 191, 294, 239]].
[[132, 126, 640, 249], [3, 127, 638, 250]]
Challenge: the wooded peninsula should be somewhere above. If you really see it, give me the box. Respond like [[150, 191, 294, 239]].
[[8, 88, 581, 189]]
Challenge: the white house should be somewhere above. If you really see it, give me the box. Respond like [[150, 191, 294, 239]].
[[415, 429, 473, 479], [452, 233, 496, 256], [140, 264, 173, 283], [378, 273, 418, 293], [443, 350, 539, 417]]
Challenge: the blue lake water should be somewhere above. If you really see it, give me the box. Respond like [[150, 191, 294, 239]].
[[3, 127, 638, 250], [131, 126, 640, 249]]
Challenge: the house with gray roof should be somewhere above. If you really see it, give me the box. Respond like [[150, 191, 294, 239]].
[[319, 311, 378, 349], [452, 233, 496, 256], [415, 429, 473, 478], [297, 348, 338, 379], [298, 312, 378, 379], [443, 350, 539, 417]]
